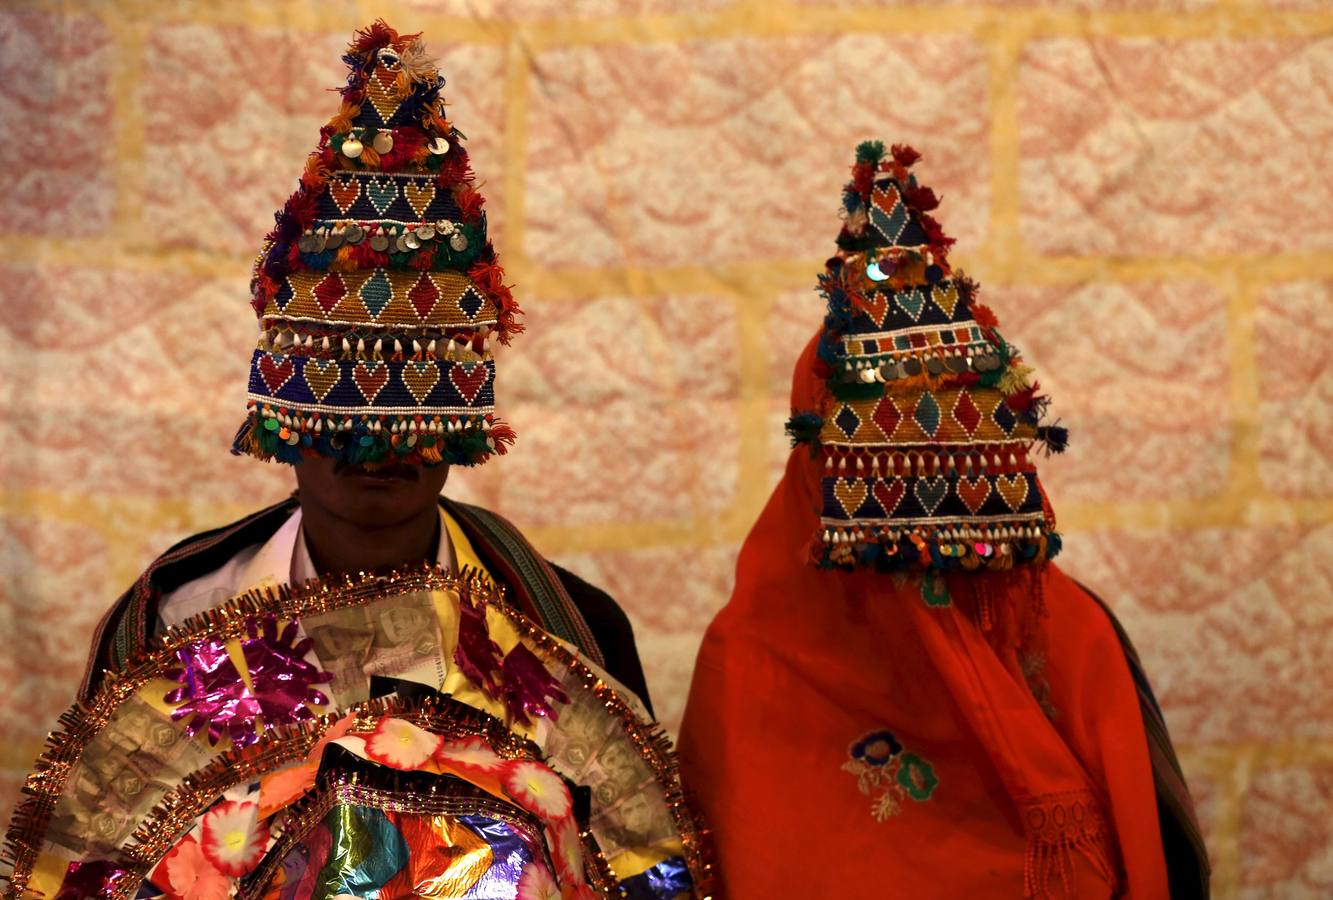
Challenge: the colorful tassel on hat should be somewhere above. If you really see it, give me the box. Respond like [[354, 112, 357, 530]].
[[787, 143, 1065, 576], [235, 21, 521, 469]]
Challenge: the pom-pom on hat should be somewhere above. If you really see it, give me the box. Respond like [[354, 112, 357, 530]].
[[789, 141, 1068, 573], [233, 21, 519, 468]]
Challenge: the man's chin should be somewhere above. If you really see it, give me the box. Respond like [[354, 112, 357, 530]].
[[337, 495, 432, 530]]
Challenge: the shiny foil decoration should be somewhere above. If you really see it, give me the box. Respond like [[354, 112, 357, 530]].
[[2, 567, 713, 900], [272, 802, 537, 899], [164, 615, 331, 747], [454, 596, 504, 697], [621, 856, 694, 900], [53, 860, 131, 900], [500, 644, 570, 726]]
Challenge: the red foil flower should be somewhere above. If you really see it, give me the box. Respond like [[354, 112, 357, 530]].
[[455, 597, 504, 697], [500, 644, 570, 726]]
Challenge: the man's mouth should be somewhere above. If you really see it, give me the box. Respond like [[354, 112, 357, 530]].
[[335, 461, 421, 482]]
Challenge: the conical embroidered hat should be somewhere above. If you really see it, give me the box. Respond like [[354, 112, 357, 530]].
[[234, 21, 520, 468], [787, 141, 1067, 572]]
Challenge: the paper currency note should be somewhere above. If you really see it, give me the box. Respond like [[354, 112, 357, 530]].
[[48, 696, 212, 856], [302, 592, 447, 706]]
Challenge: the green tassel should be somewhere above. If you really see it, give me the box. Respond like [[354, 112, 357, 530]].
[[856, 140, 886, 164], [921, 571, 950, 607], [785, 412, 824, 447]]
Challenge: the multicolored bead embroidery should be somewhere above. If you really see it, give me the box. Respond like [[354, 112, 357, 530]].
[[789, 142, 1066, 572], [234, 24, 519, 469]]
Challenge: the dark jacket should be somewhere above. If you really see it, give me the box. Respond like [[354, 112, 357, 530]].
[[81, 496, 653, 715]]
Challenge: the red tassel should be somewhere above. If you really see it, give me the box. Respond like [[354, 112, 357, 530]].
[[919, 213, 955, 250], [377, 128, 426, 169], [286, 189, 319, 225], [347, 242, 389, 268], [1021, 793, 1117, 899], [350, 20, 404, 57], [891, 143, 922, 167], [851, 161, 874, 198], [906, 184, 940, 211], [1005, 384, 1040, 413], [409, 244, 436, 271], [435, 151, 472, 188], [455, 185, 486, 222], [972, 303, 1000, 329], [488, 422, 516, 453], [468, 260, 524, 342]]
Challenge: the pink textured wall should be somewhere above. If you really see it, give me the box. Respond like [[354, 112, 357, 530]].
[[1, 3, 1331, 895]]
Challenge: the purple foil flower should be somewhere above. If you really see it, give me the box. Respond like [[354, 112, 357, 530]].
[[244, 616, 333, 725], [164, 615, 331, 748], [500, 644, 569, 726], [55, 860, 131, 900]]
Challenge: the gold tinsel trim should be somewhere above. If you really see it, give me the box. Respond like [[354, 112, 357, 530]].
[[2, 564, 713, 899]]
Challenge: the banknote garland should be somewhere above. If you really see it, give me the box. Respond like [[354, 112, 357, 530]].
[[0, 565, 713, 899], [233, 21, 520, 469], [787, 141, 1068, 578]]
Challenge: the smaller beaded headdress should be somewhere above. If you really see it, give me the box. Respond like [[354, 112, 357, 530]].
[[233, 21, 519, 468], [788, 141, 1067, 573]]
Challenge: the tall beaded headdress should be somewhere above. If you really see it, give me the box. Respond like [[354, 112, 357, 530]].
[[788, 142, 1068, 574], [233, 21, 519, 468]]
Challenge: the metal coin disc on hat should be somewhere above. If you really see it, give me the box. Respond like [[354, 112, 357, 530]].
[[428, 136, 450, 155], [404, 232, 421, 250], [449, 231, 469, 252], [395, 234, 412, 254], [345, 224, 365, 244], [325, 227, 346, 250], [372, 130, 394, 154], [342, 135, 364, 159], [369, 232, 390, 252], [925, 357, 945, 376], [973, 353, 1001, 372], [416, 224, 436, 241]]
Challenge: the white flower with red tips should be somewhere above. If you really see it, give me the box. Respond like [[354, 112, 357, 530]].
[[505, 760, 573, 821], [548, 816, 586, 886], [515, 861, 561, 900], [435, 735, 506, 773], [364, 717, 443, 771], [200, 800, 269, 877]]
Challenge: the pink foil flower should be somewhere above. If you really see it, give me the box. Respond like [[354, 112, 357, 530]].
[[164, 615, 331, 748]]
